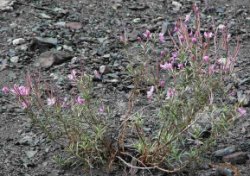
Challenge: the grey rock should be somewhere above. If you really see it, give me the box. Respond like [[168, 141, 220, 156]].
[[172, 1, 182, 11], [36, 51, 73, 69], [132, 18, 141, 23], [214, 145, 237, 158], [17, 44, 28, 51], [106, 73, 119, 79], [7, 48, 16, 57], [12, 38, 25, 45], [53, 7, 68, 15], [17, 136, 33, 146], [25, 150, 38, 158], [0, 59, 7, 71], [97, 37, 108, 44], [39, 13, 52, 19], [216, 7, 225, 13], [128, 29, 140, 42], [10, 56, 19, 63], [30, 37, 58, 51], [99, 65, 110, 74], [104, 79, 119, 83], [103, 54, 110, 59], [63, 45, 73, 52], [54, 21, 66, 27], [112, 3, 122, 10]]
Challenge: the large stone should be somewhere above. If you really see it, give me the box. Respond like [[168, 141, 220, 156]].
[[214, 146, 237, 158], [30, 37, 58, 51], [12, 38, 25, 45], [36, 51, 73, 69]]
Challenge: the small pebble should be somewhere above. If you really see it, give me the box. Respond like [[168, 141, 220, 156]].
[[12, 38, 25, 45]]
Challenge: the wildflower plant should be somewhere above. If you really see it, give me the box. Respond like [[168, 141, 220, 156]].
[[3, 72, 111, 168], [3, 5, 247, 174], [117, 4, 244, 173]]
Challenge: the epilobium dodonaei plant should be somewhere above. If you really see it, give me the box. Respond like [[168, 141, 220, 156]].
[[117, 4, 246, 173], [3, 72, 112, 168], [3, 5, 247, 174]]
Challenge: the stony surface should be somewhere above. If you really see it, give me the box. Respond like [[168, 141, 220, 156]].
[[0, 0, 249, 175]]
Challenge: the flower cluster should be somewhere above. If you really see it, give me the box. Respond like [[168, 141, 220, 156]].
[[135, 7, 244, 121]]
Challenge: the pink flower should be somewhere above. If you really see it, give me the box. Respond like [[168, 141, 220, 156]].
[[147, 86, 154, 100], [143, 29, 152, 39], [160, 50, 166, 57], [68, 70, 77, 81], [160, 62, 173, 71], [137, 36, 142, 43], [21, 101, 29, 109], [159, 80, 165, 88], [11, 84, 30, 96], [99, 104, 105, 113], [228, 90, 236, 97], [237, 107, 246, 117], [47, 97, 56, 106], [203, 55, 209, 63], [204, 32, 213, 39], [178, 63, 184, 69], [159, 33, 165, 43], [172, 52, 178, 58], [191, 37, 197, 44], [179, 34, 184, 41], [76, 96, 85, 105], [2, 86, 9, 94], [166, 88, 176, 99], [185, 13, 191, 23], [189, 31, 193, 37], [18, 86, 30, 96], [94, 70, 101, 79], [173, 25, 179, 33]]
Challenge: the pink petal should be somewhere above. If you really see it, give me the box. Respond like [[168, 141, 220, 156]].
[[143, 30, 151, 39], [76, 96, 85, 105], [47, 97, 56, 106], [203, 55, 209, 63], [94, 70, 101, 79], [2, 86, 9, 94], [147, 86, 154, 100], [160, 62, 173, 71], [159, 33, 165, 43], [237, 107, 246, 117]]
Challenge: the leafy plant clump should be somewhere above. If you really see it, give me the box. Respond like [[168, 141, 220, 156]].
[[2, 4, 247, 174]]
